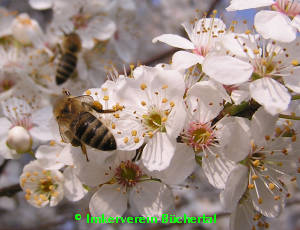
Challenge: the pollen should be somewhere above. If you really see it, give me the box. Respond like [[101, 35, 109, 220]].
[[245, 30, 251, 35], [268, 183, 275, 190], [252, 175, 258, 180], [140, 83, 147, 90], [131, 130, 137, 136], [141, 101, 146, 106], [291, 59, 299, 66], [111, 123, 116, 129], [49, 140, 56, 146], [252, 160, 260, 167], [248, 184, 255, 189], [85, 90, 91, 95], [170, 101, 175, 107], [162, 98, 168, 103], [161, 117, 167, 122], [113, 113, 120, 118], [123, 137, 129, 144], [102, 88, 108, 92], [162, 85, 168, 89], [258, 197, 263, 204], [134, 137, 139, 143], [103, 95, 109, 101]]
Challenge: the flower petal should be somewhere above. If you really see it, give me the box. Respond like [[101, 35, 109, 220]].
[[130, 181, 173, 217], [29, 0, 53, 10], [226, 0, 273, 11], [172, 51, 204, 70], [220, 164, 248, 211], [142, 132, 176, 171], [63, 166, 87, 202], [249, 78, 291, 115], [202, 148, 236, 189], [203, 55, 253, 85], [144, 143, 196, 185], [254, 11, 296, 43], [283, 68, 300, 93], [152, 34, 195, 49], [89, 184, 128, 217]]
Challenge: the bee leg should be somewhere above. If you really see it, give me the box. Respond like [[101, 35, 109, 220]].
[[91, 104, 115, 114], [80, 143, 89, 162]]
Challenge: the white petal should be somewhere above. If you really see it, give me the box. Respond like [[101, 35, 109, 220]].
[[250, 107, 277, 147], [29, 0, 53, 10], [249, 78, 291, 115], [63, 167, 87, 202], [291, 15, 300, 31], [35, 145, 64, 170], [89, 184, 128, 217], [217, 117, 251, 162], [0, 118, 11, 137], [220, 164, 248, 211], [145, 143, 196, 185], [226, 0, 273, 11], [142, 132, 176, 171], [254, 11, 296, 43], [187, 81, 225, 122], [152, 34, 195, 49], [202, 148, 236, 189], [231, 89, 251, 105], [130, 181, 173, 217], [283, 68, 300, 93], [230, 199, 256, 230], [172, 51, 204, 70], [203, 55, 253, 85]]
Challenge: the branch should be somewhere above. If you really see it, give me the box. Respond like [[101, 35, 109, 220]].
[[0, 183, 22, 197], [0, 159, 9, 175]]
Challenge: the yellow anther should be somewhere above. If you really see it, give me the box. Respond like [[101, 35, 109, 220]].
[[265, 135, 270, 141], [252, 175, 258, 180], [148, 131, 153, 138], [103, 95, 109, 101], [102, 88, 108, 92], [253, 49, 260, 55], [33, 195, 39, 201], [252, 160, 260, 167], [162, 85, 168, 89], [18, 17, 32, 25], [140, 83, 147, 90], [161, 117, 167, 122], [49, 185, 55, 191], [291, 59, 299, 66], [25, 193, 31, 200], [131, 130, 137, 136], [274, 195, 280, 200], [111, 123, 116, 129], [26, 172, 31, 178], [212, 9, 218, 15], [40, 194, 48, 201], [258, 197, 263, 204], [134, 137, 139, 143], [170, 101, 175, 107], [141, 101, 146, 106], [113, 113, 120, 118], [248, 184, 255, 189], [33, 171, 38, 176], [162, 98, 168, 103], [164, 110, 169, 116], [282, 148, 288, 155], [49, 140, 56, 146], [245, 30, 251, 35], [85, 90, 91, 95], [268, 183, 275, 190], [42, 170, 48, 175], [123, 137, 129, 144], [51, 191, 59, 197]]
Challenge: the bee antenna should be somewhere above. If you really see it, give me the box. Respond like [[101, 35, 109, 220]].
[[62, 88, 71, 96]]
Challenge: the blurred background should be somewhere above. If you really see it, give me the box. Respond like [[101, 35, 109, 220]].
[[0, 0, 299, 229]]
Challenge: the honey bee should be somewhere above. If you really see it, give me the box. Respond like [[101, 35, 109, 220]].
[[53, 90, 117, 161], [55, 33, 81, 85]]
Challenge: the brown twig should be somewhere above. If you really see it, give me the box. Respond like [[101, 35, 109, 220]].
[[0, 184, 22, 197], [0, 159, 9, 175]]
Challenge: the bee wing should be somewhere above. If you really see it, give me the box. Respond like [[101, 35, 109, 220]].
[[73, 95, 94, 106], [58, 122, 73, 143]]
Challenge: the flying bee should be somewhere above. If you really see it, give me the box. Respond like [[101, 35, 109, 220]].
[[53, 90, 117, 161], [55, 32, 81, 85]]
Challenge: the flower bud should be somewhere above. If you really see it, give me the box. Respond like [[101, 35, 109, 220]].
[[6, 126, 32, 153]]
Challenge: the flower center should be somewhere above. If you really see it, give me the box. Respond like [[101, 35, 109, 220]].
[[143, 108, 167, 133], [114, 160, 143, 188], [272, 0, 300, 17], [71, 13, 91, 30], [185, 122, 215, 152]]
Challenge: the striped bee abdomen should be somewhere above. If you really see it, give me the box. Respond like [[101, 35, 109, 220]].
[[56, 52, 77, 85], [73, 112, 117, 151]]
